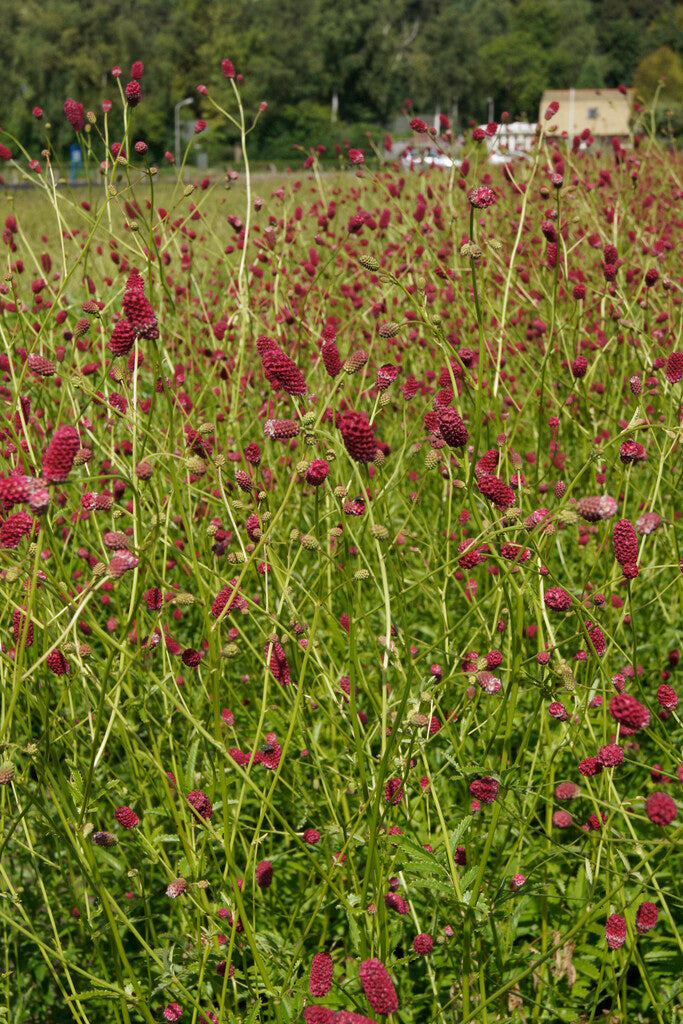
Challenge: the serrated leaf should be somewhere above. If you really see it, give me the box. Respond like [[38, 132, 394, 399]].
[[573, 959, 601, 980], [449, 817, 471, 854]]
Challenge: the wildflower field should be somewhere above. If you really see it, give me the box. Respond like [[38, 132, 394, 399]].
[[0, 68, 681, 1024]]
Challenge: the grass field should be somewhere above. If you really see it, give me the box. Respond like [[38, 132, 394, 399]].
[[0, 86, 681, 1024]]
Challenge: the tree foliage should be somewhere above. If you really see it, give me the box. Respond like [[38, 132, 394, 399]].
[[0, 0, 679, 160]]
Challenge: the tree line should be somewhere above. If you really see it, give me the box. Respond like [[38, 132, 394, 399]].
[[1, 0, 681, 163]]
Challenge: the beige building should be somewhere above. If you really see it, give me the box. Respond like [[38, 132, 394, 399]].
[[539, 88, 633, 138]]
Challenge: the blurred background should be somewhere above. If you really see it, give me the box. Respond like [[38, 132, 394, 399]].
[[1, 0, 681, 167]]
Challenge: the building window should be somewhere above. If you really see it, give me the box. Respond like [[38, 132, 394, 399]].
[[587, 107, 599, 120]]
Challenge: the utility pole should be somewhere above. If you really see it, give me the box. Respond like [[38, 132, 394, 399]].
[[174, 97, 193, 166]]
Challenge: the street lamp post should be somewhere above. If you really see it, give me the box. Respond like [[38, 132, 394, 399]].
[[174, 97, 193, 166]]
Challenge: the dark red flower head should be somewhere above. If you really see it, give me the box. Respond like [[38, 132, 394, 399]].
[[468, 186, 496, 209], [645, 791, 676, 826], [612, 519, 638, 566], [125, 81, 142, 107], [477, 475, 515, 509], [608, 693, 650, 734], [605, 913, 626, 949], [469, 776, 499, 803], [338, 410, 376, 463], [255, 859, 273, 888], [42, 425, 80, 483], [436, 406, 469, 448], [635, 901, 657, 933], [115, 805, 139, 829], [309, 951, 333, 996], [358, 958, 398, 1015], [187, 789, 213, 821], [64, 98, 84, 132]]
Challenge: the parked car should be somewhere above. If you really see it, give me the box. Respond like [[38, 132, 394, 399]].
[[401, 147, 461, 169]]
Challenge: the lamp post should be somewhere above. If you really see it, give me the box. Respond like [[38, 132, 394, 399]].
[[174, 97, 193, 166]]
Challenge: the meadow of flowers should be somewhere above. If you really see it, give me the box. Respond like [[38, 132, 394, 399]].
[[0, 64, 681, 1024]]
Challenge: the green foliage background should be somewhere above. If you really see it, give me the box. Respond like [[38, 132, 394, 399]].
[[1, 0, 682, 160]]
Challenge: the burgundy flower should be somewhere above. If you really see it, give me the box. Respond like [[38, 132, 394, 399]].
[[469, 776, 499, 803], [468, 186, 497, 209], [375, 364, 399, 391], [635, 901, 658, 933], [665, 351, 683, 384], [187, 789, 212, 821], [244, 441, 261, 465], [619, 440, 646, 464], [261, 346, 307, 396], [436, 406, 468, 448], [265, 639, 290, 683], [92, 831, 117, 847], [597, 743, 623, 767], [309, 951, 333, 996], [544, 586, 572, 611], [125, 80, 142, 106], [305, 459, 330, 486], [608, 693, 650, 734], [304, 828, 320, 844], [109, 318, 137, 355], [636, 511, 661, 535], [166, 877, 187, 897], [555, 781, 580, 799], [584, 621, 606, 657], [657, 684, 677, 710], [181, 648, 203, 668], [46, 649, 69, 676], [64, 98, 84, 132], [477, 475, 515, 509], [321, 340, 342, 376], [644, 792, 677, 826], [212, 579, 245, 617], [264, 418, 299, 440], [578, 757, 603, 777], [338, 410, 376, 463], [613, 519, 638, 566], [605, 913, 627, 950], [115, 805, 139, 829], [384, 778, 404, 804], [384, 892, 409, 915], [571, 356, 588, 378], [358, 958, 399, 1015], [163, 1005, 182, 1023], [255, 859, 273, 888], [553, 810, 573, 828], [412, 933, 433, 955], [576, 495, 617, 522], [42, 425, 80, 482], [122, 283, 158, 339], [9, 605, 33, 652], [108, 551, 138, 578], [304, 1009, 335, 1024], [548, 701, 568, 721], [0, 512, 36, 548]]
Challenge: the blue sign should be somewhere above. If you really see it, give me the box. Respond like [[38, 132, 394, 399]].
[[70, 144, 82, 181]]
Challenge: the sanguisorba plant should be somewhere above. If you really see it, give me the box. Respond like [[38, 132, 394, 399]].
[[0, 60, 681, 1024]]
